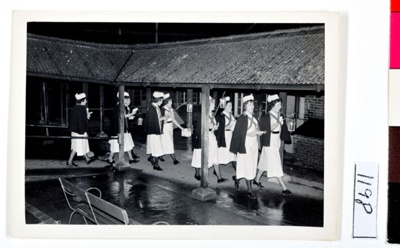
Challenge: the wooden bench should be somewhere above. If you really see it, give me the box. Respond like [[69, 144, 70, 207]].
[[59, 178, 139, 225], [59, 178, 168, 225]]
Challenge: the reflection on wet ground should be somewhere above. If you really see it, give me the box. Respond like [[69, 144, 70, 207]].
[[25, 168, 323, 226]]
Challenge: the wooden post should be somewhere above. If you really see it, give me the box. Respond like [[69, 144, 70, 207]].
[[212, 91, 218, 104], [175, 91, 179, 109], [66, 83, 69, 127], [191, 85, 216, 201], [60, 84, 65, 125], [97, 85, 108, 138], [118, 86, 125, 162], [200, 86, 210, 188], [146, 88, 151, 110], [43, 81, 49, 125], [83, 83, 89, 98], [43, 81, 49, 136], [39, 81, 44, 124], [279, 92, 288, 162], [187, 89, 193, 152]]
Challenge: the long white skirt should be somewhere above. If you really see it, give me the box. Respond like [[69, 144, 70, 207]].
[[236, 135, 258, 180], [71, 132, 90, 156], [109, 133, 135, 153], [146, 134, 164, 157], [161, 122, 174, 154], [257, 133, 283, 178], [217, 130, 236, 165], [191, 132, 218, 168]]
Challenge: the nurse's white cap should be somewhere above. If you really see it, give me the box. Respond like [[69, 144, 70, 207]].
[[243, 94, 254, 103], [75, 93, 86, 100], [267, 94, 279, 102]]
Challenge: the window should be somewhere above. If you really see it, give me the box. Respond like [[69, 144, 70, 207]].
[[233, 92, 244, 117], [178, 91, 201, 105], [132, 89, 145, 107], [26, 78, 68, 127], [286, 95, 305, 128]]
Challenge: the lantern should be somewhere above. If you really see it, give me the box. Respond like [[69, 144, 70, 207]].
[[287, 114, 296, 132], [137, 117, 143, 126], [187, 103, 193, 113]]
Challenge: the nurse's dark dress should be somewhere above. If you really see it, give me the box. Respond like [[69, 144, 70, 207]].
[[69, 105, 90, 156], [215, 111, 236, 164]]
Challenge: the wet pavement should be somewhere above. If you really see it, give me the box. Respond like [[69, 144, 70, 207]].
[[25, 145, 324, 226]]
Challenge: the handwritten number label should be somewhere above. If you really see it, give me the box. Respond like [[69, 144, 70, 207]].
[[353, 163, 378, 239], [358, 188, 372, 199], [355, 177, 374, 214]]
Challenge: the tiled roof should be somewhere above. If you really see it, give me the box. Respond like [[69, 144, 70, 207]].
[[27, 26, 324, 87], [118, 26, 324, 86], [27, 34, 134, 82]]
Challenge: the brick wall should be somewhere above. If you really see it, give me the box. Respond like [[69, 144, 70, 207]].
[[292, 135, 324, 171], [304, 95, 324, 119], [289, 94, 325, 171]]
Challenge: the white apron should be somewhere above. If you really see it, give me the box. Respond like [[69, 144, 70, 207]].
[[71, 132, 90, 156], [109, 133, 135, 153], [257, 113, 284, 177]]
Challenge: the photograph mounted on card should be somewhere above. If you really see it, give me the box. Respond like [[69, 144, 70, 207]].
[[8, 11, 341, 240]]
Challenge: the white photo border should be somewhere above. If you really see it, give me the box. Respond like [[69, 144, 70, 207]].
[[8, 11, 340, 240]]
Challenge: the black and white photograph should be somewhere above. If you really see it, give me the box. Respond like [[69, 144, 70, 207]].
[[9, 11, 340, 240]]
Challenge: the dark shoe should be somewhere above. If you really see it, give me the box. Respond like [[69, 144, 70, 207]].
[[66, 161, 78, 167], [194, 174, 201, 181], [247, 193, 256, 200], [159, 156, 165, 162], [153, 165, 163, 171], [173, 160, 180, 165], [132, 153, 140, 159], [253, 180, 264, 188], [129, 159, 139, 164], [85, 158, 94, 164], [282, 189, 292, 195], [217, 178, 229, 183], [232, 176, 239, 189]]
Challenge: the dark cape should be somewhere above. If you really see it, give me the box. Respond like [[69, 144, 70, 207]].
[[259, 113, 292, 147], [193, 114, 202, 149], [69, 105, 88, 135], [145, 104, 163, 135], [215, 112, 235, 148], [229, 114, 249, 154], [109, 104, 129, 136], [193, 113, 216, 149]]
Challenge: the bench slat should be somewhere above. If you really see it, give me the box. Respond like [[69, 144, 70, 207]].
[[59, 178, 134, 225], [86, 192, 129, 225]]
